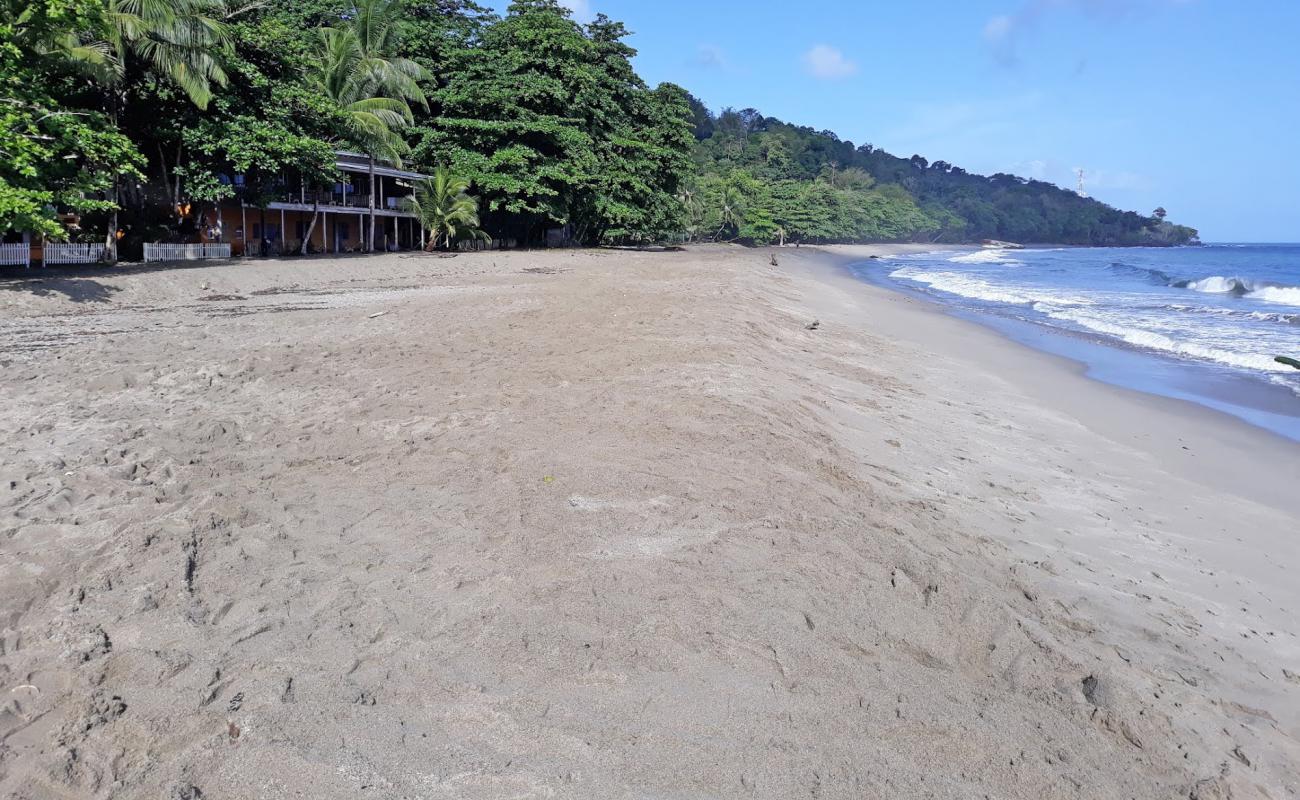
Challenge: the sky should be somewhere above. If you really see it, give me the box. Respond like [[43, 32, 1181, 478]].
[[488, 0, 1300, 242]]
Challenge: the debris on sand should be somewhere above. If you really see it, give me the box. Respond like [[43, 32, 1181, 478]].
[[805, 319, 821, 331]]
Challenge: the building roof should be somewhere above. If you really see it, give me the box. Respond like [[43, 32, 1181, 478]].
[[334, 151, 428, 182]]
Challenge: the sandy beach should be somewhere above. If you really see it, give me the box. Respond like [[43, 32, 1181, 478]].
[[0, 245, 1296, 799]]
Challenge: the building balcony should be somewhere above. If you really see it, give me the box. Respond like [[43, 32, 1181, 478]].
[[263, 192, 418, 217]]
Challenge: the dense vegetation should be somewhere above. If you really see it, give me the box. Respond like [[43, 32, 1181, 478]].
[[685, 104, 1199, 246], [2, 0, 1197, 253]]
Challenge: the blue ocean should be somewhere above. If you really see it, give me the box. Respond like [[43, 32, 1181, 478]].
[[858, 244, 1300, 440]]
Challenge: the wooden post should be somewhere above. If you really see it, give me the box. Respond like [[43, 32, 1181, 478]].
[[367, 156, 376, 252], [280, 208, 286, 255], [240, 203, 248, 257]]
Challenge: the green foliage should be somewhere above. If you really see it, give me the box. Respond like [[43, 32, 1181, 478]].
[[102, 0, 233, 110], [400, 167, 486, 249], [1, 0, 144, 238], [307, 0, 432, 162], [412, 1, 692, 244], [0, 0, 1193, 250], [688, 103, 1198, 246], [178, 85, 342, 204]]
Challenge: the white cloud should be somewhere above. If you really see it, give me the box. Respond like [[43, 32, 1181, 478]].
[[803, 44, 858, 80], [561, 0, 594, 23], [983, 0, 1190, 66], [983, 14, 1015, 42], [695, 44, 728, 70]]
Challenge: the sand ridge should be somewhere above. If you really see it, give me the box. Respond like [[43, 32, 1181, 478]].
[[0, 246, 1295, 798]]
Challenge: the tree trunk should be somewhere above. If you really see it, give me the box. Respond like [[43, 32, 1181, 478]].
[[367, 156, 376, 252], [105, 179, 118, 258], [301, 194, 320, 256], [104, 98, 120, 259]]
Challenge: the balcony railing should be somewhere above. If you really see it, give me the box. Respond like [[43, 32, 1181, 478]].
[[266, 192, 414, 212]]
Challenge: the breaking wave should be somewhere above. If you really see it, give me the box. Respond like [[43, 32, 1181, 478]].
[[1174, 275, 1300, 306], [888, 267, 1091, 307], [1046, 308, 1292, 373], [948, 249, 1023, 266]]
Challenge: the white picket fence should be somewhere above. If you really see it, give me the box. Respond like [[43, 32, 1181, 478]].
[[0, 243, 30, 268], [44, 242, 109, 265], [143, 243, 232, 262]]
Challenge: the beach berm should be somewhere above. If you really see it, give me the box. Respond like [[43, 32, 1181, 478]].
[[0, 245, 1295, 799]]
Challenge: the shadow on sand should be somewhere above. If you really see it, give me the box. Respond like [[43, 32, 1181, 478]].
[[0, 274, 123, 303], [0, 259, 243, 304]]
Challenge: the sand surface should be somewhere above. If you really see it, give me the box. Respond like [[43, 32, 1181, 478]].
[[0, 245, 1296, 799]]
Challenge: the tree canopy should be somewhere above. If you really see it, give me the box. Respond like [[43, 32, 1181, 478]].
[[1, 0, 1197, 250], [685, 103, 1198, 247]]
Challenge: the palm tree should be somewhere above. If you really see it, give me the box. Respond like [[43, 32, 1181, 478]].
[[17, 0, 231, 107], [678, 187, 703, 242], [715, 185, 744, 241], [12, 0, 234, 254], [400, 169, 487, 251], [105, 0, 231, 109], [305, 0, 430, 252], [98, 0, 233, 253]]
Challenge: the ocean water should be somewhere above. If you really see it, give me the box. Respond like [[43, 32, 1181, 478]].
[[856, 244, 1300, 441]]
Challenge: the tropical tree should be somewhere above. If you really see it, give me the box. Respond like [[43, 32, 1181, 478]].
[[400, 168, 487, 251], [104, 0, 233, 109], [305, 0, 431, 251], [714, 184, 744, 240], [0, 2, 144, 242], [100, 0, 234, 250]]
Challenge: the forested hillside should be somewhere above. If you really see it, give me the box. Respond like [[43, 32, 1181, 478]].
[[685, 103, 1199, 246], [3, 0, 1197, 250]]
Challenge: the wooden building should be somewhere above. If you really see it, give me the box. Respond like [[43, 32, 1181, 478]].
[[202, 151, 428, 257]]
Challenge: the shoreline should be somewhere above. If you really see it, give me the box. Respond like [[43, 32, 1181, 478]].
[[809, 244, 1300, 511], [844, 244, 1300, 444], [1, 245, 1296, 798]]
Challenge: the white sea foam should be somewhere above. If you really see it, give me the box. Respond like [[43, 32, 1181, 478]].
[[1179, 275, 1300, 307], [890, 267, 1090, 307], [948, 249, 1023, 265], [889, 249, 1300, 394], [1248, 285, 1300, 307], [1182, 276, 1243, 294], [1048, 308, 1291, 373]]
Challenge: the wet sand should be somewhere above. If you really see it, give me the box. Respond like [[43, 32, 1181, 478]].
[[0, 245, 1296, 799]]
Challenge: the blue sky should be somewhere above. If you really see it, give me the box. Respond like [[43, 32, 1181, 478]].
[[489, 1, 1300, 242]]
